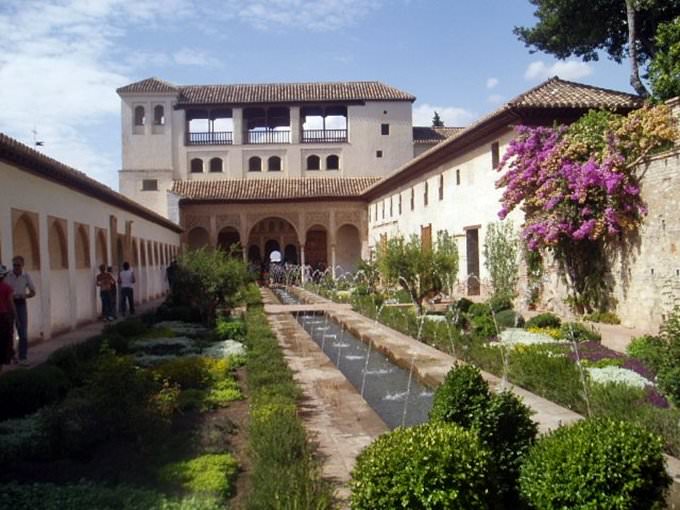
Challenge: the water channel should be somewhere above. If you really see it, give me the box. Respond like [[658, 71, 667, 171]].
[[272, 287, 433, 429]]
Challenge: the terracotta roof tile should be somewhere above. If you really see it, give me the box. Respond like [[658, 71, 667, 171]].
[[116, 77, 179, 94], [172, 177, 381, 201], [118, 78, 415, 104], [0, 133, 181, 232], [413, 126, 464, 144], [509, 77, 642, 109]]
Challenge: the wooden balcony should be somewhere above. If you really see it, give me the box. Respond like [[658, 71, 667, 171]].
[[302, 129, 348, 143], [186, 131, 233, 145], [246, 129, 291, 144]]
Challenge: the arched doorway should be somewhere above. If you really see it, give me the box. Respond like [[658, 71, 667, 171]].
[[248, 245, 261, 263], [217, 227, 241, 257], [264, 239, 280, 262], [284, 244, 298, 264], [336, 224, 361, 273], [305, 225, 327, 271], [187, 227, 210, 250], [247, 217, 299, 266]]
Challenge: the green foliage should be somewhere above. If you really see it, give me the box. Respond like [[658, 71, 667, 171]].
[[649, 17, 680, 100], [0, 413, 48, 465], [519, 417, 671, 509], [159, 453, 238, 497], [173, 248, 250, 322], [0, 365, 70, 420], [508, 344, 586, 413], [0, 482, 222, 510], [483, 221, 520, 302], [589, 382, 646, 420], [376, 230, 458, 312], [560, 321, 601, 342], [584, 310, 621, 324], [350, 422, 491, 510], [494, 309, 525, 329], [215, 316, 246, 340], [155, 303, 203, 323], [466, 303, 497, 338], [104, 318, 150, 339], [627, 335, 666, 373], [46, 335, 104, 385], [657, 366, 680, 407], [525, 312, 561, 329], [430, 364, 491, 427], [236, 282, 262, 307], [487, 294, 514, 313]]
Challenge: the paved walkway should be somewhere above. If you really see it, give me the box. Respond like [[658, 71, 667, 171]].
[[2, 297, 165, 373]]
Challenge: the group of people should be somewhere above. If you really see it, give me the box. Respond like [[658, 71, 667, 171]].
[[0, 256, 37, 370], [96, 262, 136, 321]]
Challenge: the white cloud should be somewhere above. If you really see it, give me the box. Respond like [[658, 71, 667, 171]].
[[486, 77, 498, 89], [412, 103, 476, 128], [487, 94, 503, 104], [524, 60, 593, 82], [173, 48, 221, 68]]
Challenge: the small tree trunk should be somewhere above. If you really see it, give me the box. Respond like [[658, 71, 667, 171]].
[[626, 0, 650, 97]]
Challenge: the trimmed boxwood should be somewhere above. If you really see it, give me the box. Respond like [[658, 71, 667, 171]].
[[519, 417, 670, 509], [350, 422, 491, 509], [0, 365, 70, 420], [494, 309, 525, 329], [525, 312, 561, 329], [429, 364, 490, 428]]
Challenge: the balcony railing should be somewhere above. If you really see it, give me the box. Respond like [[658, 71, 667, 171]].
[[186, 131, 233, 145], [246, 129, 291, 144], [301, 129, 348, 143]]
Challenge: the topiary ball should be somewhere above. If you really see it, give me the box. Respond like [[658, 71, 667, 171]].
[[519, 417, 670, 509], [429, 364, 491, 428], [350, 422, 491, 509]]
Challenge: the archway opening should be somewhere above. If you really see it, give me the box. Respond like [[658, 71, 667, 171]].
[[284, 244, 298, 264], [305, 225, 327, 272], [217, 227, 242, 258], [13, 213, 40, 270]]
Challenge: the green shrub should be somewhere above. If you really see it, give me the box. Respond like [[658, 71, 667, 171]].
[[468, 302, 492, 318], [584, 310, 621, 324], [494, 309, 525, 329], [350, 422, 491, 509], [487, 294, 513, 313], [0, 412, 48, 465], [104, 318, 149, 338], [237, 282, 262, 307], [46, 336, 104, 385], [154, 357, 213, 389], [627, 335, 666, 373], [589, 382, 646, 420], [559, 321, 601, 342], [474, 391, 538, 507], [215, 316, 245, 340], [159, 453, 238, 497], [657, 366, 680, 406], [525, 312, 561, 329], [0, 482, 222, 510], [155, 303, 203, 323], [430, 364, 491, 428], [519, 418, 670, 509], [0, 365, 70, 420], [508, 344, 586, 412], [470, 313, 498, 338]]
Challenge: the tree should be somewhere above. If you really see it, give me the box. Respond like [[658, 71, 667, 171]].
[[483, 222, 520, 302], [514, 0, 680, 96], [432, 111, 444, 127], [649, 17, 680, 100], [377, 231, 458, 314]]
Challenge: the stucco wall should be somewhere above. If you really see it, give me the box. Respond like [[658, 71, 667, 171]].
[[0, 160, 181, 343]]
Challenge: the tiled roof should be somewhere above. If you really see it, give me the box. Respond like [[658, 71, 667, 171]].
[[0, 133, 182, 233], [172, 177, 382, 201], [413, 126, 464, 144], [364, 77, 643, 198], [117, 78, 415, 104], [508, 77, 642, 109], [116, 77, 179, 94]]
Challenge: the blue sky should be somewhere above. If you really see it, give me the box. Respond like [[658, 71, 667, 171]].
[[0, 0, 634, 189]]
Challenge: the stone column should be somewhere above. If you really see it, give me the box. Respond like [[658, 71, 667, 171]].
[[300, 245, 306, 284], [290, 106, 301, 144], [67, 220, 77, 330], [233, 107, 243, 145], [209, 216, 217, 248], [38, 213, 51, 340], [331, 244, 337, 280]]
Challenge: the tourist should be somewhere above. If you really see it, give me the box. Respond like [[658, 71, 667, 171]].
[[166, 259, 178, 291], [0, 265, 16, 372], [118, 261, 136, 316], [107, 266, 118, 319], [6, 256, 36, 364], [96, 265, 116, 321]]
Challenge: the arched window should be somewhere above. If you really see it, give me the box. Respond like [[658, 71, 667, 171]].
[[210, 157, 223, 173], [268, 156, 282, 172], [326, 155, 339, 170], [248, 156, 262, 172], [153, 105, 165, 125], [190, 158, 203, 173], [75, 225, 90, 269], [134, 106, 145, 126], [307, 155, 320, 171]]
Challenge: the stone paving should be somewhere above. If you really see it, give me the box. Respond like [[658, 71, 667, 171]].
[[267, 286, 680, 508]]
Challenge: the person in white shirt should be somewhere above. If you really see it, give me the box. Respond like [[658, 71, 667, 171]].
[[118, 261, 136, 316], [5, 256, 36, 363]]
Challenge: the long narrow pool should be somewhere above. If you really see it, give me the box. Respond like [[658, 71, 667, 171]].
[[272, 288, 433, 429]]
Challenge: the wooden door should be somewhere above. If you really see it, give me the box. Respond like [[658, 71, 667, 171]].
[[466, 228, 480, 295]]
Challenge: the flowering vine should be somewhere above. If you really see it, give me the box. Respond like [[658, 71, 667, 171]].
[[497, 104, 677, 312]]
